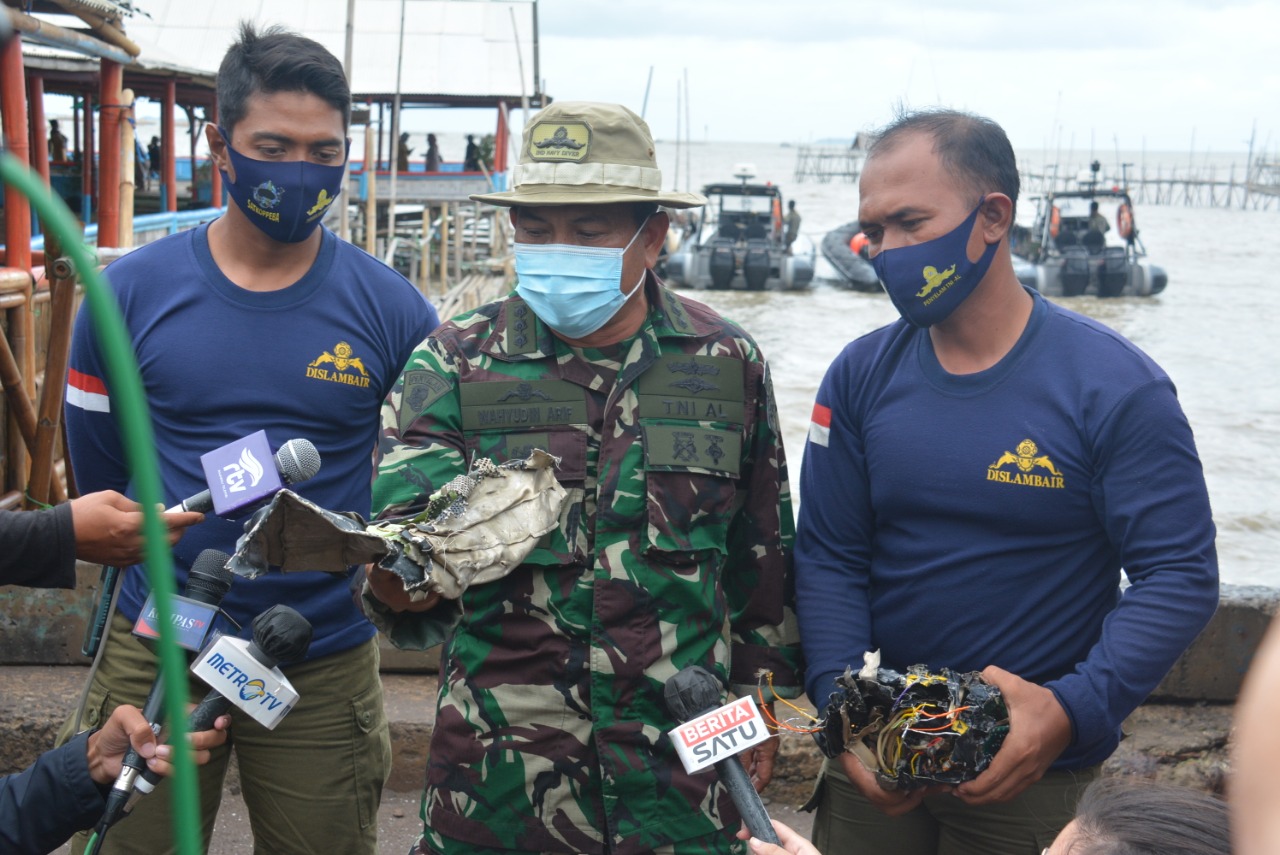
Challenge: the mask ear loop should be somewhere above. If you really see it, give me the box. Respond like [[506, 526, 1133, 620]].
[[620, 214, 653, 300]]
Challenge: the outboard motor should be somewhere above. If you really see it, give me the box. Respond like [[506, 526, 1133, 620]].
[[1060, 246, 1091, 297], [1097, 247, 1129, 297], [742, 243, 771, 290], [709, 240, 736, 289]]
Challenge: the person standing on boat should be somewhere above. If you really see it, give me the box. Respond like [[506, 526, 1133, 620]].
[[783, 199, 802, 254], [49, 118, 68, 162], [464, 132, 482, 171], [794, 108, 1218, 855], [398, 131, 414, 172], [361, 99, 803, 855], [424, 132, 442, 172], [59, 22, 439, 854], [147, 135, 161, 181], [1087, 200, 1110, 235]]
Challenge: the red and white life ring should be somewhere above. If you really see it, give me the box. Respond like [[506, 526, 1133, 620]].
[[1116, 203, 1135, 240]]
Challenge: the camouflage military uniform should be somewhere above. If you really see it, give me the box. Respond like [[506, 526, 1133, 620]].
[[371, 277, 802, 855]]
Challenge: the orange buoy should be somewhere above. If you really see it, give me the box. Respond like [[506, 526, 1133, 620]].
[[1116, 203, 1135, 240], [1049, 205, 1062, 238], [772, 197, 783, 234]]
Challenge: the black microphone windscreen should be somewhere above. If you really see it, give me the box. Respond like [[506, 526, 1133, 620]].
[[276, 439, 321, 485], [251, 605, 313, 666], [664, 665, 723, 721], [185, 549, 234, 603]]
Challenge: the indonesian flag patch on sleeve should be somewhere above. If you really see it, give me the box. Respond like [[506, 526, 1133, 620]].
[[809, 402, 831, 447], [66, 368, 110, 412]]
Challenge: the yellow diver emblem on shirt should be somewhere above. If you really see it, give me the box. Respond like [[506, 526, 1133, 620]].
[[987, 439, 1064, 489], [307, 188, 335, 218], [917, 263, 958, 298], [306, 341, 371, 388]]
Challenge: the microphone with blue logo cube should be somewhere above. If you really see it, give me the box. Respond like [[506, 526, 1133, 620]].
[[108, 604, 313, 828], [169, 431, 321, 518]]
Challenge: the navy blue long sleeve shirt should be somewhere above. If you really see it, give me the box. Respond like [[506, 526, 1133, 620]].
[[795, 289, 1218, 768]]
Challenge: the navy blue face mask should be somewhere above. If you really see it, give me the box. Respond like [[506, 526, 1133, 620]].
[[872, 197, 998, 328], [218, 127, 348, 244]]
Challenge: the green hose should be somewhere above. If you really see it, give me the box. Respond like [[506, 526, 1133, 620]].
[[0, 152, 202, 855]]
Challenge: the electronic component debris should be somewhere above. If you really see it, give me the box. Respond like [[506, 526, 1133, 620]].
[[814, 651, 1009, 791]]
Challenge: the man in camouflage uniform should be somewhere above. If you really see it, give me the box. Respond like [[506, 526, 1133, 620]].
[[362, 101, 803, 855]]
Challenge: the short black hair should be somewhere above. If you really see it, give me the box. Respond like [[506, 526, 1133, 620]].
[[217, 22, 350, 135], [1066, 778, 1230, 855], [869, 108, 1020, 219]]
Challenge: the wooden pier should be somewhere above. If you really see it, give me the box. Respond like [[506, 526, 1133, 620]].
[[1021, 159, 1280, 211], [792, 145, 863, 184]]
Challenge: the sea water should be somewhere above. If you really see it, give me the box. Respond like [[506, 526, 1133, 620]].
[[655, 140, 1280, 586]]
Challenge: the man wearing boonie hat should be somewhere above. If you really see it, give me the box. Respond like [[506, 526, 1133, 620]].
[[362, 101, 804, 855]]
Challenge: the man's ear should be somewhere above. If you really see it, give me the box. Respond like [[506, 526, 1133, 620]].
[[206, 124, 232, 183], [980, 193, 1014, 244], [641, 210, 670, 268]]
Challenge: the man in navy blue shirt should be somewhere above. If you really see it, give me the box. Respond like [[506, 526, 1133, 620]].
[[795, 110, 1218, 855], [61, 23, 438, 854]]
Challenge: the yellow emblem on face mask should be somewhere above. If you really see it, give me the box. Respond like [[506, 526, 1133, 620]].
[[528, 122, 591, 162], [917, 263, 958, 298], [308, 188, 335, 218]]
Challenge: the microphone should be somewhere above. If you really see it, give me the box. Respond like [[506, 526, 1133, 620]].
[[168, 434, 321, 515], [81, 437, 319, 660], [664, 665, 782, 846], [118, 605, 314, 819], [99, 550, 234, 827]]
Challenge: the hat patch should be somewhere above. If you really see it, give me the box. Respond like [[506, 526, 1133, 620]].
[[529, 121, 591, 162]]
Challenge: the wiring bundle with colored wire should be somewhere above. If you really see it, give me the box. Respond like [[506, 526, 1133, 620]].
[[812, 652, 1009, 791]]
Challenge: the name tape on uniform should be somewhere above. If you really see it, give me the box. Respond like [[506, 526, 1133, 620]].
[[669, 695, 771, 774]]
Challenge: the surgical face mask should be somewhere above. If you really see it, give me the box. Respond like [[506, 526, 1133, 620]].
[[514, 218, 649, 339], [218, 127, 347, 244], [872, 198, 998, 328]]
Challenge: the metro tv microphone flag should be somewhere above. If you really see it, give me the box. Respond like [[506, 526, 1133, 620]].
[[168, 432, 321, 517], [116, 605, 314, 824]]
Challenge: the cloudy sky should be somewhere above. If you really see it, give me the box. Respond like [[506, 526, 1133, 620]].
[[537, 0, 1278, 155]]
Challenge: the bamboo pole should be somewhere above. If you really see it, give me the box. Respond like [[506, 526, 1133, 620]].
[[97, 59, 123, 248], [28, 253, 76, 506], [453, 206, 463, 282], [419, 204, 432, 295], [439, 201, 450, 290], [119, 87, 136, 247], [364, 125, 377, 254]]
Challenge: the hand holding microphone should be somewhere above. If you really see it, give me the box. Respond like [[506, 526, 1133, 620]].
[[117, 604, 313, 821], [70, 490, 203, 567], [82, 435, 321, 659], [99, 549, 235, 828]]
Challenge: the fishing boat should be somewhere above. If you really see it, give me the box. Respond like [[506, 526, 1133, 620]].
[[820, 220, 881, 292], [1011, 182, 1167, 298], [664, 165, 815, 291]]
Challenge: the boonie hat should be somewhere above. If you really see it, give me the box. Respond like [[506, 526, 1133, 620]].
[[471, 101, 706, 209]]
